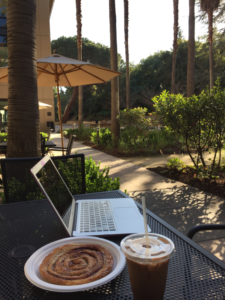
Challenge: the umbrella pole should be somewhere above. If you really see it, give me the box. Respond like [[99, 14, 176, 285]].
[[56, 82, 65, 155]]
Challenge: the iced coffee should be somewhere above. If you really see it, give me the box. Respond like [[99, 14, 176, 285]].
[[120, 233, 174, 300]]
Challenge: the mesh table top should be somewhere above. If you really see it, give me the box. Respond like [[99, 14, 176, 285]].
[[0, 190, 225, 299]]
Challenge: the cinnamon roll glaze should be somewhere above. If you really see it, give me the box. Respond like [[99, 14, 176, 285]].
[[39, 243, 114, 285]]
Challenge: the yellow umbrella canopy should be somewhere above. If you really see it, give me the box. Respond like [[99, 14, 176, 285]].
[[4, 101, 52, 110], [36, 54, 121, 87], [0, 53, 121, 154]]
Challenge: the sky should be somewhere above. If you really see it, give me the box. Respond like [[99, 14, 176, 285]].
[[50, 0, 209, 65]]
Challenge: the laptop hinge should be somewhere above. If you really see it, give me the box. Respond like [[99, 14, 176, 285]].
[[73, 203, 79, 231]]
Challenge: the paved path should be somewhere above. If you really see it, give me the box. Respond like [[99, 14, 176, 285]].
[[50, 134, 225, 262]]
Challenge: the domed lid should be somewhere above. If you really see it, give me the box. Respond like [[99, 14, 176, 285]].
[[121, 233, 174, 262]]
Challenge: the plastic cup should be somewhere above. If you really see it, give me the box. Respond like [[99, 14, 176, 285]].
[[120, 233, 175, 300]]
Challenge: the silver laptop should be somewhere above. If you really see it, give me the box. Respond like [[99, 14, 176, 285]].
[[30, 155, 150, 237]]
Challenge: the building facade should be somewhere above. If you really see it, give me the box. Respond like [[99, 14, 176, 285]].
[[0, 0, 55, 132]]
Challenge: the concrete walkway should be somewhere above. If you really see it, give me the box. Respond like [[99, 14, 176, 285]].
[[50, 134, 225, 262]]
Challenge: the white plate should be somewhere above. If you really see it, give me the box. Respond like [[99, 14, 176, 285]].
[[24, 236, 126, 292]]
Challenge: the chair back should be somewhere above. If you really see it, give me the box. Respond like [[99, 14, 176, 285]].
[[1, 154, 86, 204], [40, 134, 46, 157], [47, 128, 53, 141], [66, 135, 75, 155]]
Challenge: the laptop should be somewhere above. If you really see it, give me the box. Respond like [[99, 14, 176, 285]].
[[30, 155, 150, 237]]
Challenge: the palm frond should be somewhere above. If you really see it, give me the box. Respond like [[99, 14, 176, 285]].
[[214, 0, 225, 20], [200, 0, 221, 12]]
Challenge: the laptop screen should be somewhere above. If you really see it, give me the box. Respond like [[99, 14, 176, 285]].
[[34, 158, 74, 232]]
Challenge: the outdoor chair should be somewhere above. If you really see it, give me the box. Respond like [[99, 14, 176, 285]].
[[40, 134, 47, 157], [187, 224, 225, 239], [47, 128, 53, 141], [1, 154, 86, 204], [48, 134, 75, 156]]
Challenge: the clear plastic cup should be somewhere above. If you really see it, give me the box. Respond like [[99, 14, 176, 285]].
[[120, 233, 175, 300]]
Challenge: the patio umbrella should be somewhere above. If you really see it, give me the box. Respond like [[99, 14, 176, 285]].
[[4, 101, 52, 110], [0, 52, 121, 154]]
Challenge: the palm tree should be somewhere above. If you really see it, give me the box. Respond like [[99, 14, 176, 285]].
[[7, 0, 41, 157], [171, 0, 179, 94], [187, 0, 195, 97], [124, 0, 130, 108], [109, 0, 120, 142], [76, 0, 83, 128], [200, 0, 221, 89]]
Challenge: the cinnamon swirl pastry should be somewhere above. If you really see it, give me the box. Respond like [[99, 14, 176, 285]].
[[39, 243, 114, 285]]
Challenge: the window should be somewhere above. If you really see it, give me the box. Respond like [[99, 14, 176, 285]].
[[0, 17, 6, 27], [0, 35, 6, 46]]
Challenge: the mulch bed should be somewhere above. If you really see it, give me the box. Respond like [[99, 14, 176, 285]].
[[148, 166, 225, 198]]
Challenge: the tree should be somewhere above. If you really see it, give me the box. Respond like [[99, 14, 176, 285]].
[[76, 0, 83, 128], [171, 0, 179, 94], [109, 0, 120, 142], [61, 87, 78, 123], [7, 0, 41, 157], [187, 0, 195, 97], [51, 36, 124, 120], [200, 0, 221, 89], [124, 0, 130, 108]]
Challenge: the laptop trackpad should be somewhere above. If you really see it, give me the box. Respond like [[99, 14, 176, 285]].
[[114, 207, 139, 219]]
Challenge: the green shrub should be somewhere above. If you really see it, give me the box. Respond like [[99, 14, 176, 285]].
[[153, 79, 225, 172], [84, 156, 119, 193], [117, 107, 151, 145], [40, 132, 48, 139], [91, 128, 112, 146], [0, 132, 7, 142], [63, 128, 77, 136], [64, 125, 94, 142], [167, 158, 186, 170], [146, 130, 176, 151]]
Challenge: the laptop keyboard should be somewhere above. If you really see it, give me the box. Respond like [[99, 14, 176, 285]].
[[79, 201, 116, 232]]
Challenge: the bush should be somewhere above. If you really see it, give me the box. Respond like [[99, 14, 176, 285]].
[[145, 129, 177, 152], [117, 107, 151, 145], [91, 128, 112, 147], [40, 132, 48, 139], [84, 156, 119, 193], [167, 158, 186, 170], [1, 156, 120, 204], [153, 79, 225, 172], [0, 132, 7, 142], [63, 125, 94, 142]]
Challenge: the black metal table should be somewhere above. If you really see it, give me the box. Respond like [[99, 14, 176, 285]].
[[0, 190, 225, 300]]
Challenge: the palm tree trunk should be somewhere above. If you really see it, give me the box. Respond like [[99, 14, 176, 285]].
[[187, 0, 195, 97], [76, 0, 83, 128], [124, 0, 130, 108], [171, 0, 179, 94], [61, 87, 78, 123], [109, 0, 120, 143], [208, 9, 214, 90], [7, 0, 41, 157]]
